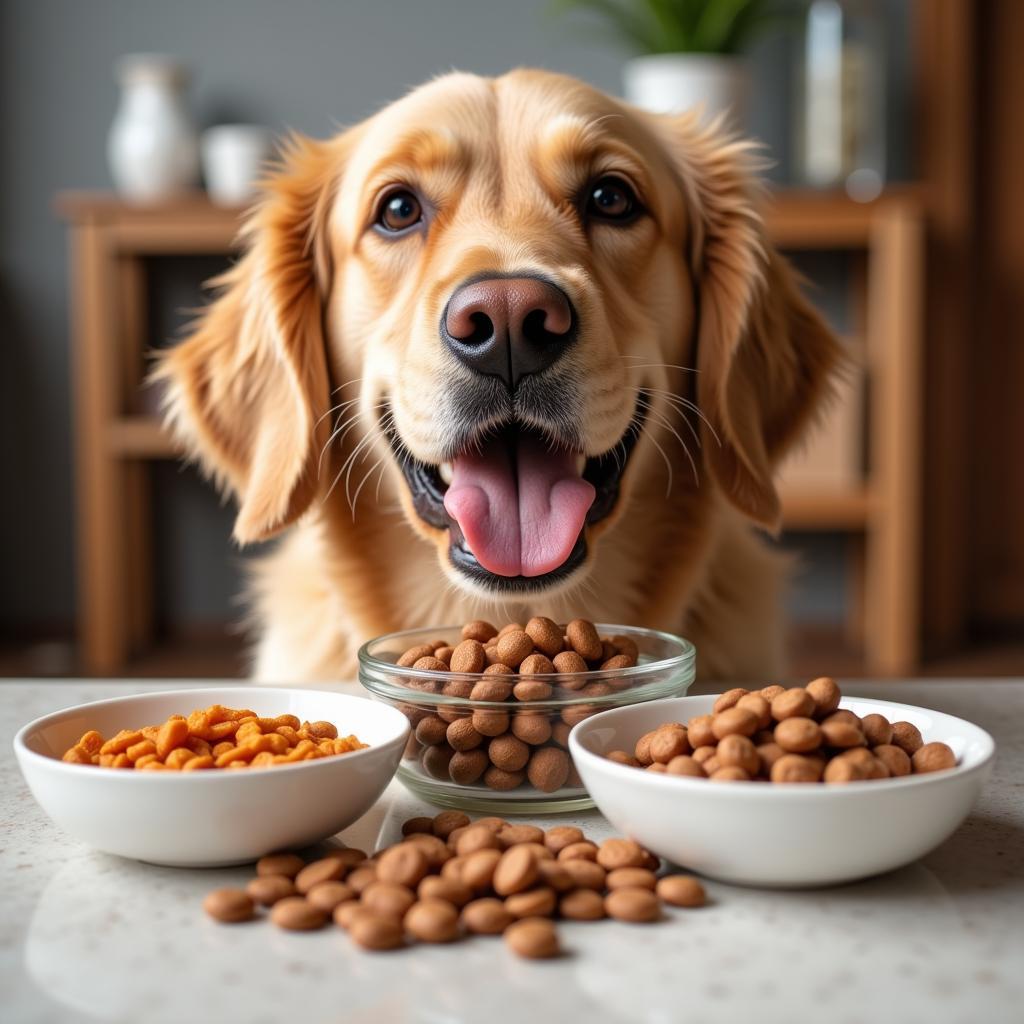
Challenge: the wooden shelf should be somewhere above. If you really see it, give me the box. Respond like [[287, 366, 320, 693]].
[[108, 417, 177, 457], [58, 188, 924, 676]]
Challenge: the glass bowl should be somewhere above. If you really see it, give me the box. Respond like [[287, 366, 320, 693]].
[[358, 623, 696, 813]]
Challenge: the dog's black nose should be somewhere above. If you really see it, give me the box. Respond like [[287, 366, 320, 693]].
[[441, 275, 577, 387]]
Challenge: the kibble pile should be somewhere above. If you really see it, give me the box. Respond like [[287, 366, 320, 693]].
[[60, 704, 366, 771], [203, 810, 706, 957], [606, 677, 958, 782], [396, 617, 642, 793]]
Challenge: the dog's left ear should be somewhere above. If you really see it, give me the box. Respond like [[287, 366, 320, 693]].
[[155, 134, 341, 544], [657, 114, 842, 530]]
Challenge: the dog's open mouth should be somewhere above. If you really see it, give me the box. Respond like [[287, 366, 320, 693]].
[[385, 395, 647, 591]]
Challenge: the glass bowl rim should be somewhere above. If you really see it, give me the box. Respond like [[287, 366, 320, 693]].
[[357, 622, 696, 711]]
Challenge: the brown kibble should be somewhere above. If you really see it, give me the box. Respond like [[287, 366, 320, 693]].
[[349, 912, 404, 950], [823, 709, 861, 728], [821, 719, 867, 749], [401, 816, 434, 836], [874, 743, 912, 777], [711, 733, 757, 774], [471, 708, 510, 737], [434, 645, 454, 665], [470, 677, 512, 702], [412, 656, 449, 673], [449, 749, 489, 785], [544, 825, 585, 854], [558, 841, 598, 862], [687, 715, 716, 748], [513, 680, 554, 702], [398, 644, 435, 667], [735, 693, 772, 730], [771, 753, 823, 783], [560, 859, 607, 891], [912, 741, 957, 774], [606, 867, 657, 891], [596, 838, 645, 870], [656, 875, 706, 908], [450, 639, 486, 674], [649, 726, 690, 764], [203, 888, 254, 923], [295, 857, 345, 894], [422, 744, 454, 779], [711, 706, 759, 740], [488, 733, 530, 772], [519, 652, 556, 676], [484, 766, 525, 790], [361, 881, 416, 921], [462, 620, 498, 643], [552, 650, 588, 674], [484, 661, 514, 675], [525, 616, 565, 658], [496, 630, 534, 668], [446, 718, 484, 752], [333, 901, 370, 931], [256, 852, 306, 879], [891, 721, 924, 755], [505, 917, 560, 958], [246, 875, 296, 906], [713, 688, 749, 713], [600, 654, 635, 672], [346, 866, 378, 894], [823, 757, 869, 784], [155, 717, 189, 759], [306, 881, 355, 912], [634, 729, 658, 765], [418, 875, 472, 908], [270, 896, 327, 931], [493, 845, 540, 896], [536, 859, 574, 892], [760, 684, 786, 701], [455, 824, 502, 856], [607, 749, 641, 767], [527, 747, 570, 793], [415, 715, 449, 746], [605, 887, 660, 923], [461, 848, 503, 892], [511, 712, 553, 745], [376, 843, 429, 888], [497, 823, 546, 848], [806, 676, 841, 717], [710, 766, 750, 782], [771, 688, 816, 721], [774, 717, 823, 754], [462, 897, 513, 935], [756, 741, 786, 772], [565, 619, 602, 661], [559, 888, 606, 920], [860, 713, 894, 747], [666, 754, 705, 777], [505, 886, 557, 919]]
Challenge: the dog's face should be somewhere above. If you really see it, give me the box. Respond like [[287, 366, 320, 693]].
[[161, 70, 836, 601]]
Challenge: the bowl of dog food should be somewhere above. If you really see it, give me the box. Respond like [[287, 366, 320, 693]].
[[14, 687, 410, 867], [569, 680, 995, 887], [358, 618, 696, 813]]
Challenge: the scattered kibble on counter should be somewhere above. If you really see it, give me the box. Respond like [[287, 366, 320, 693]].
[[202, 810, 707, 957]]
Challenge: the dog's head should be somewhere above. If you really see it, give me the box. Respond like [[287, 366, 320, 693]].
[[160, 70, 837, 599]]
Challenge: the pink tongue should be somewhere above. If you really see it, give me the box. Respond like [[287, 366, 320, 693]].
[[443, 434, 596, 577]]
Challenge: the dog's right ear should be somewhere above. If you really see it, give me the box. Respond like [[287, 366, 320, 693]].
[[155, 134, 343, 545]]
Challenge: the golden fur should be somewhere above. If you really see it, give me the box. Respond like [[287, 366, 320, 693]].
[[156, 69, 840, 682]]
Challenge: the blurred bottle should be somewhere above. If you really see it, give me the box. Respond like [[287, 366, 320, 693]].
[[796, 0, 886, 201], [107, 54, 200, 201]]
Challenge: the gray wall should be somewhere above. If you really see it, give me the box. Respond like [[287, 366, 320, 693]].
[[0, 0, 910, 638]]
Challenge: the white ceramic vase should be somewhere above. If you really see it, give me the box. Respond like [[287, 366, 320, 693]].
[[623, 53, 749, 129], [107, 54, 200, 201], [201, 125, 273, 206]]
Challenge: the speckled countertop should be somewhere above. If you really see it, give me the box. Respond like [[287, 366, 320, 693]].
[[2, 678, 1022, 1024]]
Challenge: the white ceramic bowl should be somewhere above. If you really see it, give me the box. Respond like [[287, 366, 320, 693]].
[[570, 695, 995, 887], [14, 687, 409, 867]]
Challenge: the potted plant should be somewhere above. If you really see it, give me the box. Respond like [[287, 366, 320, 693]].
[[554, 0, 787, 125]]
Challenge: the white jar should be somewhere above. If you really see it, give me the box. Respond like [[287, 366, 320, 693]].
[[623, 53, 749, 129], [201, 125, 273, 206], [107, 54, 200, 201]]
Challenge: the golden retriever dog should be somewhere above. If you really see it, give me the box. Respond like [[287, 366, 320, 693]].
[[158, 69, 839, 682]]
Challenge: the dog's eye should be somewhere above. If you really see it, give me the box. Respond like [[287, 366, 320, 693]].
[[586, 176, 639, 222], [377, 189, 423, 233]]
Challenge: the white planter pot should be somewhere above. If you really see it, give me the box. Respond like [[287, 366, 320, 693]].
[[623, 54, 749, 128], [107, 54, 199, 202], [201, 125, 273, 206]]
